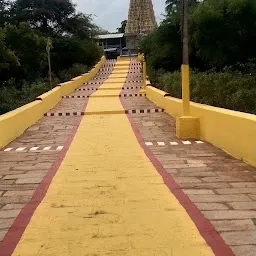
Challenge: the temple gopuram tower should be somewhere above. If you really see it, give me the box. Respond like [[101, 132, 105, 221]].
[[125, 0, 157, 54]]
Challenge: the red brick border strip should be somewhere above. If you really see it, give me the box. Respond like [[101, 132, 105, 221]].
[[120, 99, 235, 256], [103, 80, 142, 83], [92, 77, 108, 80], [113, 71, 141, 74], [63, 94, 146, 99], [123, 82, 143, 84], [122, 86, 143, 89], [75, 86, 142, 91], [63, 96, 89, 99], [122, 94, 145, 97], [44, 108, 164, 117], [76, 88, 99, 91], [84, 82, 103, 85], [44, 112, 85, 116], [124, 109, 164, 114], [110, 76, 142, 79]]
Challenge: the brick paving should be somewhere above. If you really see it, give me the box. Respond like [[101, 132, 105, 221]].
[[1, 58, 256, 255], [0, 60, 115, 244], [121, 63, 256, 256]]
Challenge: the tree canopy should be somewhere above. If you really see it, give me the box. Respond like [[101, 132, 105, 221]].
[[140, 0, 256, 72], [117, 20, 127, 33], [139, 0, 256, 114], [0, 0, 103, 114], [10, 0, 96, 39]]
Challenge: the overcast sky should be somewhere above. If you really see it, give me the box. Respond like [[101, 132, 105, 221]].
[[74, 0, 166, 32]]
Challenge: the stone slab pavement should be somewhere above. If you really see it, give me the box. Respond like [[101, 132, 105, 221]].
[[0, 60, 115, 245], [2, 58, 218, 256], [121, 76, 256, 256], [0, 58, 256, 255]]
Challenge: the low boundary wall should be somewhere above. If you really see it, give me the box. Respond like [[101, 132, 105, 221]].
[[146, 85, 256, 167], [0, 56, 106, 148]]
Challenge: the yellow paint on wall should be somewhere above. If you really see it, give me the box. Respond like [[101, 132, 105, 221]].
[[181, 64, 190, 116], [0, 101, 44, 148], [146, 85, 256, 167], [59, 81, 76, 96], [12, 60, 214, 256], [190, 104, 256, 166], [37, 87, 62, 113], [146, 86, 166, 109], [0, 56, 106, 149]]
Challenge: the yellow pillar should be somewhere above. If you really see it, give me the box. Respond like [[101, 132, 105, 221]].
[[143, 61, 147, 89], [176, 64, 200, 139], [181, 64, 190, 116], [176, 0, 200, 139], [139, 55, 147, 94]]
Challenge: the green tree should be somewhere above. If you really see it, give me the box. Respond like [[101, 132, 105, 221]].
[[0, 28, 19, 75], [0, 0, 10, 25], [95, 27, 109, 35], [138, 19, 181, 84], [190, 0, 256, 69], [11, 0, 75, 35], [3, 23, 47, 84], [51, 36, 101, 74], [0, 0, 103, 114], [10, 0, 97, 40], [117, 20, 127, 33], [165, 0, 200, 14], [142, 0, 256, 72], [138, 0, 256, 115], [64, 13, 96, 39]]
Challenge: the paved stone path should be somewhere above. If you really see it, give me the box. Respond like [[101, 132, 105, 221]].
[[0, 61, 114, 246], [0, 58, 255, 255]]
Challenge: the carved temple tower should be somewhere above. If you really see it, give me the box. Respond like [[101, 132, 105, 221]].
[[125, 0, 157, 54]]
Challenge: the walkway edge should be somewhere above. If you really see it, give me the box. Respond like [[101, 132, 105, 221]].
[[0, 106, 86, 256], [120, 99, 235, 256]]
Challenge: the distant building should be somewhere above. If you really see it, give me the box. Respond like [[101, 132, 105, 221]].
[[95, 0, 157, 58], [125, 0, 157, 54], [95, 33, 127, 59]]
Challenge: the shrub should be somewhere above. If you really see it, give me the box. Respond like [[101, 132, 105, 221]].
[[154, 70, 256, 114], [58, 63, 88, 82], [0, 79, 56, 115]]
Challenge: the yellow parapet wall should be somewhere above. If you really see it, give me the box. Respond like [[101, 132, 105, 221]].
[[36, 87, 62, 113], [0, 56, 106, 149], [190, 104, 256, 167], [146, 86, 167, 109], [146, 85, 256, 167], [58, 81, 76, 97], [59, 56, 106, 96], [0, 101, 43, 148]]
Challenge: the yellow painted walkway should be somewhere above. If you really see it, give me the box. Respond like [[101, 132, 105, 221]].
[[12, 60, 214, 256]]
